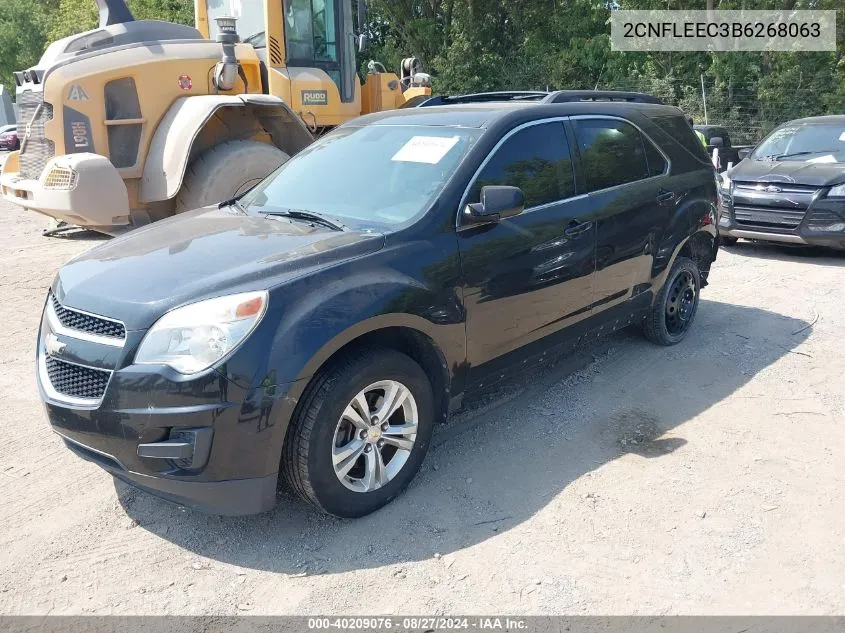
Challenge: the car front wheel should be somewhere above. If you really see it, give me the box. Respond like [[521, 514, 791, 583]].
[[282, 348, 435, 517], [642, 256, 701, 346]]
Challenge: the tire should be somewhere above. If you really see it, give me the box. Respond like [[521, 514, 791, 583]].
[[719, 235, 739, 246], [642, 256, 701, 346], [282, 348, 435, 518], [174, 140, 289, 212]]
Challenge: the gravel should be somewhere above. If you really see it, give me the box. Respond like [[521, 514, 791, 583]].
[[1, 199, 843, 615]]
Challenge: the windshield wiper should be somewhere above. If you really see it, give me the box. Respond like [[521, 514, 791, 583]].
[[261, 209, 346, 231], [219, 197, 246, 213], [762, 150, 838, 161]]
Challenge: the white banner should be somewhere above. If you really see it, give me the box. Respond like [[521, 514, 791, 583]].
[[611, 10, 837, 52]]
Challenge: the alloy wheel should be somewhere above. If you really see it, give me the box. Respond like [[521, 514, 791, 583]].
[[331, 380, 418, 493]]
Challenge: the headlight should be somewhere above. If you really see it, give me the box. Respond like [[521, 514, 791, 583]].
[[135, 291, 268, 374], [719, 173, 732, 191], [828, 183, 845, 197]]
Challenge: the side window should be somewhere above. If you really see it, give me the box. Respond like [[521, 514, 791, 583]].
[[653, 115, 710, 161], [573, 119, 649, 192], [643, 135, 668, 176], [285, 0, 339, 63], [470, 122, 575, 209]]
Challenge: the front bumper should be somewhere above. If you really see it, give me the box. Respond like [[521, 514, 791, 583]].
[[1, 151, 131, 231], [37, 293, 305, 515], [719, 196, 845, 250], [61, 433, 279, 515]]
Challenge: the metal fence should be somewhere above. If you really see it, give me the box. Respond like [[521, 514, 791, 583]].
[[601, 77, 835, 146]]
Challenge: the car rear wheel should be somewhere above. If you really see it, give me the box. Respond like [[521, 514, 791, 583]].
[[282, 348, 435, 517], [642, 256, 701, 346]]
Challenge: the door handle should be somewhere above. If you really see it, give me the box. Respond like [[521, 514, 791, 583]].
[[656, 189, 677, 205], [564, 220, 593, 237]]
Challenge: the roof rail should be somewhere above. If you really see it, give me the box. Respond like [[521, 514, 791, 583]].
[[542, 90, 663, 104], [413, 91, 550, 107], [410, 90, 664, 108]]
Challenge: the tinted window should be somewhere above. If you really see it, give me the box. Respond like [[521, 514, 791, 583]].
[[574, 119, 649, 192], [471, 122, 575, 209], [643, 135, 667, 176], [655, 115, 710, 160], [285, 0, 339, 63], [712, 128, 731, 146]]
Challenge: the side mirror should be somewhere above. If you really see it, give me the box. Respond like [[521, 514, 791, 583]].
[[709, 136, 724, 148], [464, 186, 524, 224], [738, 147, 752, 160], [357, 33, 369, 53]]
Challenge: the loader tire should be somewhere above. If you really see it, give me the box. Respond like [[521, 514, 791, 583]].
[[175, 140, 289, 212]]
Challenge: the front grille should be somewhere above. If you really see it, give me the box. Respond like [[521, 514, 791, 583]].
[[733, 205, 806, 232], [16, 89, 55, 180], [44, 166, 78, 190], [45, 356, 110, 400], [51, 294, 126, 340], [734, 182, 819, 196]]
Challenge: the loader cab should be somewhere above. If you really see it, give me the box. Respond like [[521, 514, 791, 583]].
[[197, 0, 360, 126]]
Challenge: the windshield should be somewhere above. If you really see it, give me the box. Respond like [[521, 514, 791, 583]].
[[240, 125, 482, 228], [206, 0, 266, 44], [752, 121, 845, 163]]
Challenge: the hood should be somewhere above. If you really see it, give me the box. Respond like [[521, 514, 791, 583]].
[[730, 158, 845, 187], [54, 207, 385, 330]]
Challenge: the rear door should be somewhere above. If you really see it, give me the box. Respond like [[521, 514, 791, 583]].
[[571, 116, 672, 314], [456, 119, 597, 368]]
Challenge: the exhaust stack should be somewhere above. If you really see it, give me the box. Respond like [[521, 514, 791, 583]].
[[94, 0, 135, 27]]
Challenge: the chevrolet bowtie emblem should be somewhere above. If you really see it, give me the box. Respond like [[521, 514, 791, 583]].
[[45, 333, 66, 357]]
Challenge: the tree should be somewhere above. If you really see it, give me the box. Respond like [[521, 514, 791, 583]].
[[49, 0, 193, 40], [0, 0, 54, 93]]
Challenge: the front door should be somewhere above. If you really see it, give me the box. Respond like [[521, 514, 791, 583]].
[[456, 120, 597, 370]]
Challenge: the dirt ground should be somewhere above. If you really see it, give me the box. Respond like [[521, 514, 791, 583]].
[[0, 196, 843, 616]]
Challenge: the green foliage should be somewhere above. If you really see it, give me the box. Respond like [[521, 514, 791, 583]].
[[0, 0, 192, 92], [0, 0, 55, 93], [362, 0, 844, 142], [48, 0, 193, 40]]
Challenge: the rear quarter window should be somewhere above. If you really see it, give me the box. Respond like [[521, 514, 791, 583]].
[[654, 115, 711, 163]]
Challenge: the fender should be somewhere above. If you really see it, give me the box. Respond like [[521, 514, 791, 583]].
[[292, 312, 458, 384], [138, 95, 313, 203], [220, 252, 467, 392], [650, 179, 718, 282], [651, 208, 718, 294], [268, 267, 464, 385]]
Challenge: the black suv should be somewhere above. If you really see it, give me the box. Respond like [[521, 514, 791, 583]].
[[38, 100, 719, 517]]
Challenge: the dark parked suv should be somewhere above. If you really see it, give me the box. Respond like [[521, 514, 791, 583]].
[[719, 115, 845, 249], [38, 100, 719, 517]]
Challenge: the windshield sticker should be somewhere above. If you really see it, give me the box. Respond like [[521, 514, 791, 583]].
[[808, 154, 837, 163], [839, 131, 845, 142], [392, 136, 460, 164]]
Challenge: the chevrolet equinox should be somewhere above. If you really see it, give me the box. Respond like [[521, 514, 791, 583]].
[[38, 100, 719, 517]]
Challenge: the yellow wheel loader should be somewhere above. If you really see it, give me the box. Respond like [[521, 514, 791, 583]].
[[0, 0, 431, 235]]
